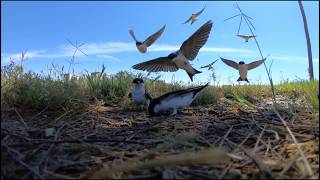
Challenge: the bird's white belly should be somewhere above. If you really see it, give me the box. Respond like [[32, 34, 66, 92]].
[[239, 65, 248, 79], [155, 93, 194, 113], [173, 54, 194, 73], [137, 44, 147, 53], [132, 90, 146, 104]]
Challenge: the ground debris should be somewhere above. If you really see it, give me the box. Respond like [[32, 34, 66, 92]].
[[1, 100, 319, 179]]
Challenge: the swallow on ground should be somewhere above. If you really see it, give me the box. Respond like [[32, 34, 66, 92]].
[[200, 59, 219, 70], [220, 57, 266, 83], [236, 34, 256, 42], [148, 83, 209, 116], [129, 25, 166, 53], [182, 6, 206, 25], [132, 20, 213, 81], [129, 78, 152, 106]]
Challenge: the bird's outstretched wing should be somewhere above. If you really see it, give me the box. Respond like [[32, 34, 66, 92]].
[[247, 58, 265, 70], [144, 25, 166, 47], [195, 6, 205, 16], [182, 16, 192, 24], [128, 28, 138, 42], [237, 34, 256, 39], [179, 20, 213, 60], [200, 64, 211, 69], [211, 59, 219, 64], [132, 57, 179, 72], [236, 34, 246, 39], [220, 57, 239, 70]]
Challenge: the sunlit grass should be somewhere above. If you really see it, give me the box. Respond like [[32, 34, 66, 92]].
[[1, 61, 319, 112]]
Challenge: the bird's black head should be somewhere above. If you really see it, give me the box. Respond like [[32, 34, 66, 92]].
[[167, 52, 178, 59], [239, 61, 245, 65], [136, 42, 142, 46], [148, 99, 160, 116], [132, 78, 144, 84]]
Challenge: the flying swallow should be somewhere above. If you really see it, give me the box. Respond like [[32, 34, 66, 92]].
[[220, 57, 265, 83], [129, 25, 166, 53], [236, 34, 256, 42], [200, 59, 219, 70], [183, 6, 206, 25], [132, 20, 213, 81]]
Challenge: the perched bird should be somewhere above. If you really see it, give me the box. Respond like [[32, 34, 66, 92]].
[[129, 78, 152, 106], [200, 59, 219, 70], [148, 83, 209, 116], [182, 6, 206, 25], [220, 57, 266, 83], [236, 34, 256, 42], [128, 25, 166, 53], [132, 20, 213, 81]]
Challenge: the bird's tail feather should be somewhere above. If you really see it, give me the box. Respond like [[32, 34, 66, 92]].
[[187, 68, 202, 81]]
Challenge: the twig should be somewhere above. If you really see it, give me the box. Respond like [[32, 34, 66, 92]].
[[237, 16, 242, 34], [219, 125, 233, 148], [66, 39, 88, 57], [14, 108, 28, 129], [277, 153, 300, 178], [272, 106, 313, 176], [43, 169, 77, 179], [218, 162, 234, 179], [2, 144, 44, 179], [28, 105, 50, 122], [253, 128, 265, 153], [7, 138, 163, 147], [231, 131, 252, 153], [226, 138, 272, 177], [264, 138, 271, 157], [37, 125, 65, 166], [251, 114, 280, 141]]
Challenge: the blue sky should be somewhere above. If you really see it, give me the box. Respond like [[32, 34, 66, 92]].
[[1, 1, 319, 85]]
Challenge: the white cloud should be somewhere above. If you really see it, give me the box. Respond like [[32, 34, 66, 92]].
[[60, 42, 136, 56], [95, 54, 121, 62], [6, 41, 317, 65], [270, 55, 319, 64], [1, 50, 49, 63]]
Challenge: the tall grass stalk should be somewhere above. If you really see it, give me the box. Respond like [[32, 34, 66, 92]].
[[228, 4, 314, 176]]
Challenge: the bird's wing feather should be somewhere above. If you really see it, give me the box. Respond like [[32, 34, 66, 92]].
[[157, 83, 209, 101], [200, 64, 210, 68], [221, 57, 239, 70], [128, 28, 138, 42], [247, 59, 265, 70], [195, 7, 205, 16], [132, 57, 179, 72], [144, 25, 166, 47], [182, 16, 192, 24], [237, 34, 247, 39], [179, 20, 213, 60]]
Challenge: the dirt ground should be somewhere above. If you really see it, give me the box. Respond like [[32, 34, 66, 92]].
[[1, 97, 319, 179]]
